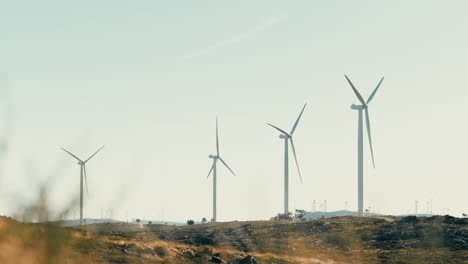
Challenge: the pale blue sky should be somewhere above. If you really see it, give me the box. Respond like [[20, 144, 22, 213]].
[[0, 1, 467, 221]]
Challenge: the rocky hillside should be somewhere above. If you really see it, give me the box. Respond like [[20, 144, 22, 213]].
[[0, 215, 466, 263]]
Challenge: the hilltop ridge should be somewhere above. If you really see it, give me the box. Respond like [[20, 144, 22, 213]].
[[0, 215, 466, 263]]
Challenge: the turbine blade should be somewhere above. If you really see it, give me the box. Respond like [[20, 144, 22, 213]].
[[83, 165, 90, 198], [365, 108, 376, 168], [366, 77, 384, 104], [207, 163, 215, 178], [266, 123, 290, 137], [289, 138, 303, 183], [290, 103, 307, 135], [345, 75, 366, 106], [218, 157, 236, 176], [216, 117, 219, 156], [61, 148, 83, 162], [84, 145, 105, 163]]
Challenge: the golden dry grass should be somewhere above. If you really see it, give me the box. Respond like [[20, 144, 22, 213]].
[[0, 215, 466, 264]]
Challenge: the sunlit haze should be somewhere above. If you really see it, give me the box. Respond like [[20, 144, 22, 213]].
[[1, 1, 467, 222]]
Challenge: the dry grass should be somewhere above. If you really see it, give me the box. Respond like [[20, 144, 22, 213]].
[[0, 215, 466, 264], [0, 216, 95, 264]]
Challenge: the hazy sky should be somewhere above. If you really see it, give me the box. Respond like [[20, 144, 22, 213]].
[[1, 1, 467, 222]]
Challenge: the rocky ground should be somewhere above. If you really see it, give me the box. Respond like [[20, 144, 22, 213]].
[[0, 215, 466, 263]]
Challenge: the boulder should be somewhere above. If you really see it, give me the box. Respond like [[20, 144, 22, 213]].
[[237, 255, 258, 264], [210, 255, 225, 263]]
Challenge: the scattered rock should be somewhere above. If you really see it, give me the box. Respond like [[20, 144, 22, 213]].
[[210, 255, 225, 263], [194, 234, 216, 245], [444, 228, 468, 250], [236, 255, 258, 264], [399, 216, 418, 224], [443, 215, 455, 224], [232, 238, 249, 252]]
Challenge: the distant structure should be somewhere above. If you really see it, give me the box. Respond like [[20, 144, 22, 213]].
[[430, 199, 433, 215], [345, 75, 384, 217], [414, 200, 418, 215], [61, 146, 105, 225], [206, 117, 236, 222], [312, 200, 316, 212], [267, 103, 306, 214], [319, 201, 325, 217]]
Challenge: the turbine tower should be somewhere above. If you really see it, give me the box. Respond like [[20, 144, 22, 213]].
[[207, 118, 235, 222], [61, 146, 105, 225], [267, 103, 306, 214], [345, 75, 384, 217]]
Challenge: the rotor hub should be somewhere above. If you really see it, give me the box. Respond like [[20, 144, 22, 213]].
[[351, 104, 366, 110]]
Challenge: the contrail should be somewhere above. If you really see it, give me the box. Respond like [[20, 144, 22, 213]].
[[183, 16, 284, 59]]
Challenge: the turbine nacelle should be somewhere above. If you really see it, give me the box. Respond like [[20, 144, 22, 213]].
[[351, 104, 366, 110], [208, 154, 217, 159], [279, 134, 289, 139]]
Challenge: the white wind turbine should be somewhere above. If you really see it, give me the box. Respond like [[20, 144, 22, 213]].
[[207, 118, 235, 222], [62, 146, 105, 225], [267, 103, 306, 215], [345, 75, 384, 217]]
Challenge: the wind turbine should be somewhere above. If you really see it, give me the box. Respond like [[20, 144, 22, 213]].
[[267, 103, 306, 215], [207, 118, 235, 222], [345, 75, 384, 217], [61, 146, 105, 225]]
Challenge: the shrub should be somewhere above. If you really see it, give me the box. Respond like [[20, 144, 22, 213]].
[[153, 245, 168, 257], [271, 212, 293, 221]]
